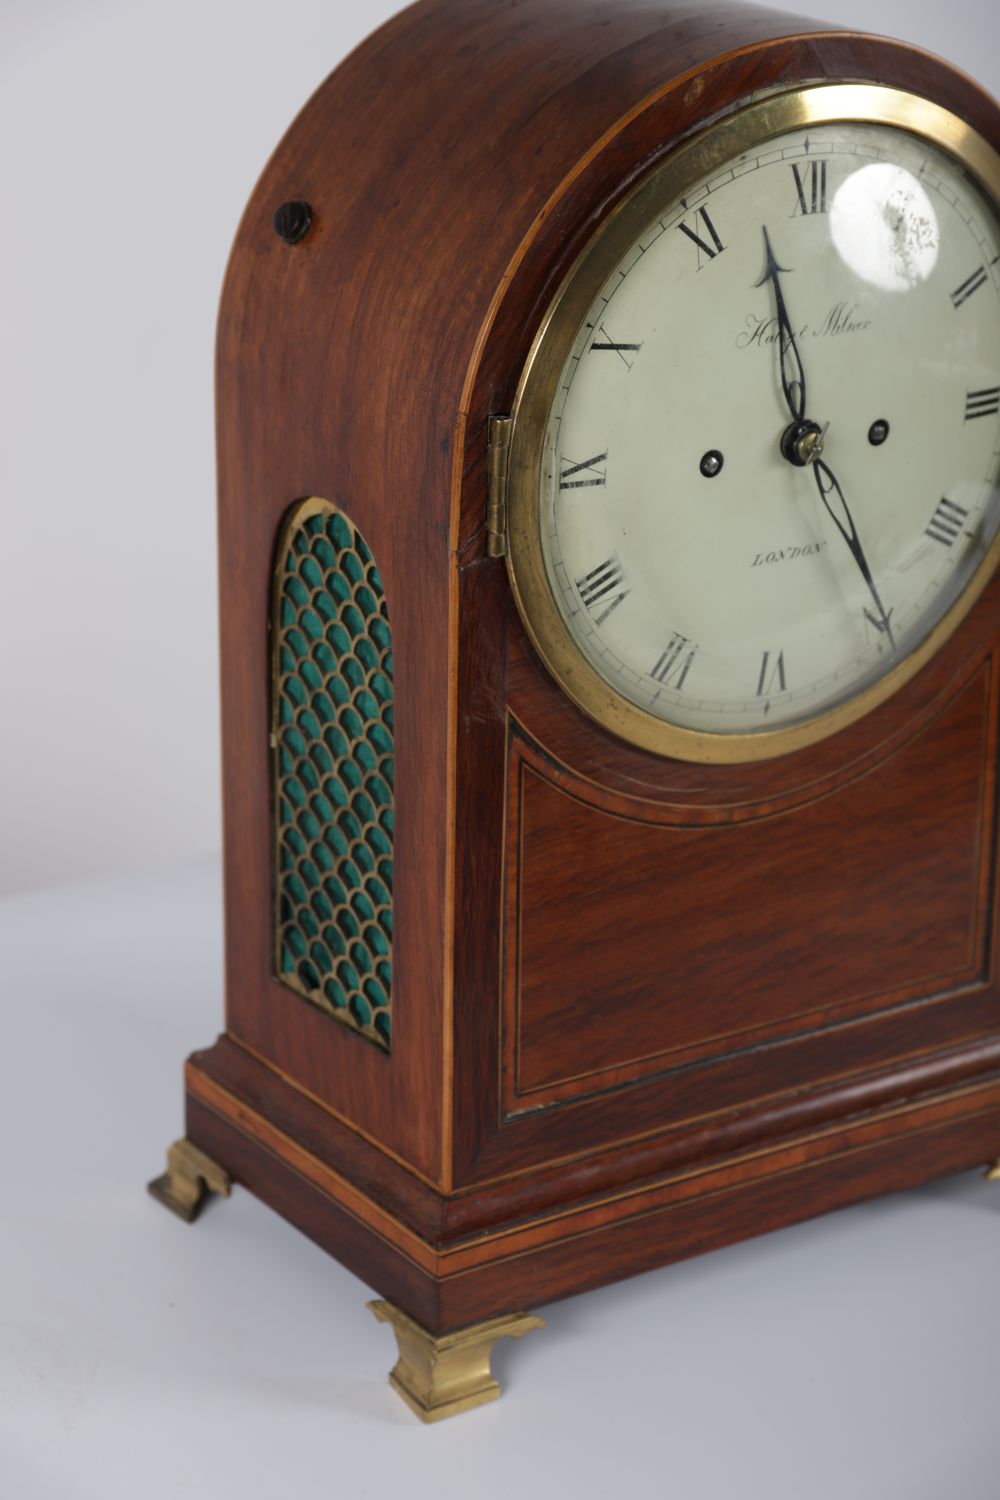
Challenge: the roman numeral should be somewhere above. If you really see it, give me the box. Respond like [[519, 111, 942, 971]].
[[966, 387, 1000, 420], [576, 555, 629, 625], [559, 452, 607, 489], [791, 161, 828, 216], [952, 267, 988, 307], [756, 650, 787, 697], [678, 206, 725, 267], [590, 322, 642, 369], [651, 633, 697, 690], [925, 497, 969, 546]]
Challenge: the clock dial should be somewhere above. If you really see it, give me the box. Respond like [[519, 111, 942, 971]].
[[534, 115, 1000, 739]]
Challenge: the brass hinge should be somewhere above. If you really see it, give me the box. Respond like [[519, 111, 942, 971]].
[[486, 414, 512, 558]]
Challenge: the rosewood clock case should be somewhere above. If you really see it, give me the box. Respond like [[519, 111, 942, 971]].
[[163, 0, 1000, 1356]]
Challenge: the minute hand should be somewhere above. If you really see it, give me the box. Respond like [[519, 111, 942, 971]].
[[813, 457, 896, 648], [756, 224, 808, 422]]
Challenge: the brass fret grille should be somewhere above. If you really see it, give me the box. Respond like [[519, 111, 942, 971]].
[[271, 497, 393, 1050]]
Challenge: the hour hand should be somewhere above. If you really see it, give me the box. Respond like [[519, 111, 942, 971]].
[[756, 226, 808, 423]]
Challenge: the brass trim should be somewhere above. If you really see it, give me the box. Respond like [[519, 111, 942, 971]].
[[985, 1157, 1000, 1181], [369, 1300, 544, 1421], [504, 84, 1000, 763], [147, 1138, 232, 1223], [487, 414, 512, 557]]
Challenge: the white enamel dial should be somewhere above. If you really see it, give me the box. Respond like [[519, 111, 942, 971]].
[[540, 119, 1000, 735]]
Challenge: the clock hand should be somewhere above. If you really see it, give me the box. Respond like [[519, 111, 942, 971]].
[[813, 457, 896, 648], [756, 225, 808, 423], [757, 225, 896, 650]]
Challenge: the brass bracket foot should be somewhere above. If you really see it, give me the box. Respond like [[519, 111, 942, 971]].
[[369, 1300, 544, 1423], [986, 1158, 1000, 1182], [147, 1138, 232, 1223]]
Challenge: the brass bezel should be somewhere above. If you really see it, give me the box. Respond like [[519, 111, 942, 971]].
[[504, 84, 1000, 764]]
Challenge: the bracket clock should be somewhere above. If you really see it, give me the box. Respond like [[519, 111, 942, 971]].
[[151, 0, 1000, 1421]]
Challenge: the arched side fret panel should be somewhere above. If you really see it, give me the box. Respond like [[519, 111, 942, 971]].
[[271, 497, 394, 1051]]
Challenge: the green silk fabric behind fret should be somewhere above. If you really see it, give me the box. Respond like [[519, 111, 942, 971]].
[[272, 498, 393, 1051]]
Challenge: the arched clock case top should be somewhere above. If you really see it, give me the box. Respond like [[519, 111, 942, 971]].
[[152, 0, 1000, 1420]]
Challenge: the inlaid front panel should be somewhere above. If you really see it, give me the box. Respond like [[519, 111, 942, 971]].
[[504, 663, 997, 1113]]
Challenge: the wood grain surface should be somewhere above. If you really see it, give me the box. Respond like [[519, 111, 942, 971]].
[[192, 0, 1000, 1332]]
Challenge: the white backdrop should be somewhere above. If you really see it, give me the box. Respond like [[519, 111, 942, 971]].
[[5, 8, 1000, 1499], [2, 0, 998, 894]]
